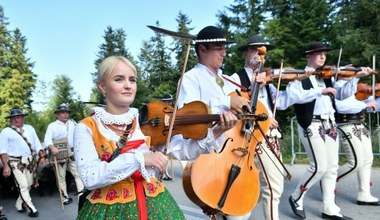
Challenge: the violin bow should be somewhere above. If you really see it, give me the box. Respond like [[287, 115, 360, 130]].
[[147, 25, 193, 180], [272, 60, 284, 119], [333, 46, 343, 86], [372, 55, 376, 99]]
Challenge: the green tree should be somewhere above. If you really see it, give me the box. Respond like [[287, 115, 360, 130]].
[[0, 70, 28, 128], [265, 0, 334, 68], [90, 26, 137, 105], [217, 0, 266, 74], [9, 28, 36, 108], [49, 75, 87, 122], [332, 0, 380, 73], [138, 21, 176, 101], [0, 7, 36, 127], [174, 12, 197, 75]]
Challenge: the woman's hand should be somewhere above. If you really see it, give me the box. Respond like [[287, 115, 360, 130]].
[[144, 152, 168, 174]]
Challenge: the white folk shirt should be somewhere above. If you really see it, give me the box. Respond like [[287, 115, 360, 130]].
[[335, 79, 366, 114], [0, 124, 43, 157], [284, 66, 359, 116], [168, 63, 238, 160], [74, 107, 154, 190], [44, 119, 76, 148]]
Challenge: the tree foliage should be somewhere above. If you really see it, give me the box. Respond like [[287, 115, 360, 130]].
[[1, 1, 380, 146], [90, 26, 137, 105], [0, 6, 36, 129]]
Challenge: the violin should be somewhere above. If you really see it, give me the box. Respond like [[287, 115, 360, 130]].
[[140, 101, 258, 145], [314, 65, 378, 79], [355, 82, 380, 100], [265, 67, 306, 83]]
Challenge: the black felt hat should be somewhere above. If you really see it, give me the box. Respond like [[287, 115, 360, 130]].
[[54, 104, 71, 113], [6, 109, 28, 118], [237, 35, 274, 52], [305, 41, 331, 54], [194, 26, 233, 45]]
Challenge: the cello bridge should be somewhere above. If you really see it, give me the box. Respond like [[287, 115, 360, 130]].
[[231, 147, 248, 157]]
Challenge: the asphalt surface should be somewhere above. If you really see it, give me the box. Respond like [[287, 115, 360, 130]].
[[1, 161, 380, 220]]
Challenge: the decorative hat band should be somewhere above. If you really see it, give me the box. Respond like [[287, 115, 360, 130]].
[[194, 38, 227, 43]]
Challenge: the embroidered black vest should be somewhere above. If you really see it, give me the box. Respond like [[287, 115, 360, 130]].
[[294, 77, 335, 130]]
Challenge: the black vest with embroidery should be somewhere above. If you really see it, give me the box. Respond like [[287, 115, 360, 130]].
[[294, 77, 335, 130]]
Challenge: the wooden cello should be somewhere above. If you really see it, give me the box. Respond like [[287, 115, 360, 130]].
[[182, 47, 270, 216]]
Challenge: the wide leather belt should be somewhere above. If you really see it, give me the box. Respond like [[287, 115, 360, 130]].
[[312, 115, 335, 121], [336, 112, 364, 124]]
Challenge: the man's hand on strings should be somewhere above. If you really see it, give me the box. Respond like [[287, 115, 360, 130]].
[[230, 95, 251, 115], [257, 71, 267, 86], [296, 69, 314, 81], [215, 111, 238, 132], [355, 67, 374, 78]]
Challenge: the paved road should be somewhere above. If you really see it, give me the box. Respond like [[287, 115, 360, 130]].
[[1, 161, 380, 219]]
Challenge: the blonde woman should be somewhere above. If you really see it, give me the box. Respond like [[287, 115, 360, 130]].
[[74, 56, 184, 219]]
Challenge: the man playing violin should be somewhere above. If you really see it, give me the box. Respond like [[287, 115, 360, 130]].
[[168, 26, 253, 220], [284, 41, 370, 220], [230, 35, 289, 220], [334, 65, 380, 207]]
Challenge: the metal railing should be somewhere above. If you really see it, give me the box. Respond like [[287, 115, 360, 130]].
[[290, 112, 380, 165]]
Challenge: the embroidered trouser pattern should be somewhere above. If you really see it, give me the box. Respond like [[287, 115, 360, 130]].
[[292, 120, 341, 216], [9, 156, 38, 212], [337, 123, 376, 202]]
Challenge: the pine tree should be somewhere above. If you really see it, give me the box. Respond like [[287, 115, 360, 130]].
[[0, 6, 36, 127], [90, 26, 137, 105], [217, 0, 266, 74], [333, 0, 380, 70], [49, 75, 86, 122], [174, 12, 197, 75], [137, 21, 176, 101]]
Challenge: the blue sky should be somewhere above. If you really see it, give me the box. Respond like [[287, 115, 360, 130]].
[[1, 0, 231, 111]]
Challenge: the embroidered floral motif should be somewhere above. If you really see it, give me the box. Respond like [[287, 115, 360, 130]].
[[362, 127, 369, 138], [146, 183, 157, 194], [318, 126, 326, 142], [106, 189, 119, 200], [123, 188, 132, 198], [352, 126, 361, 141], [99, 145, 112, 161], [328, 127, 337, 141], [101, 151, 112, 162], [91, 189, 102, 200]]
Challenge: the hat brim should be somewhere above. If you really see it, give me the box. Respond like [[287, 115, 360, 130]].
[[305, 48, 331, 55], [238, 44, 275, 52], [6, 113, 27, 119]]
